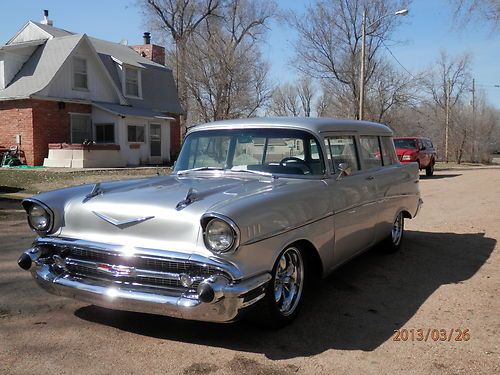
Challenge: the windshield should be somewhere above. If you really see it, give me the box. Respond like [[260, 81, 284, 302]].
[[394, 138, 417, 149], [175, 128, 325, 176]]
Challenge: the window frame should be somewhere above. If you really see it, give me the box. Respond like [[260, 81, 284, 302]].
[[358, 135, 384, 171], [379, 136, 399, 166], [123, 66, 142, 99], [127, 125, 145, 143], [323, 134, 361, 176], [72, 57, 88, 91], [70, 113, 92, 144], [94, 123, 115, 144]]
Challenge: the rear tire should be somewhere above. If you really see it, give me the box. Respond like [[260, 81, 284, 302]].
[[381, 212, 405, 254], [255, 246, 307, 328], [426, 162, 434, 176]]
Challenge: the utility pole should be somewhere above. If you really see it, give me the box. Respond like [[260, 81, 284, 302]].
[[445, 79, 451, 163], [358, 9, 366, 121], [471, 78, 476, 162]]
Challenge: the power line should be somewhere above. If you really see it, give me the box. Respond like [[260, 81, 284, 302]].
[[381, 40, 416, 79]]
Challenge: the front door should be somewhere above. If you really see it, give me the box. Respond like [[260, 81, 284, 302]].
[[149, 124, 162, 163], [323, 134, 378, 268]]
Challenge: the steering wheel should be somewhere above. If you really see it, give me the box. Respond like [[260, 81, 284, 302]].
[[279, 157, 312, 174]]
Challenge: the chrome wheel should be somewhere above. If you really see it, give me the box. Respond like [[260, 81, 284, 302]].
[[273, 247, 304, 316], [392, 213, 403, 246]]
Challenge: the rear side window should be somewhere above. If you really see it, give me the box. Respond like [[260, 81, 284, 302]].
[[359, 136, 383, 169], [380, 137, 398, 165], [324, 136, 359, 174]]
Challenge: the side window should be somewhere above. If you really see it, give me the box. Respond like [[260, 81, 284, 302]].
[[325, 136, 359, 175], [380, 136, 398, 165], [359, 136, 383, 169]]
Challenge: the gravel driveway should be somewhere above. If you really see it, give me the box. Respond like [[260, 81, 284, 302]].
[[1, 169, 499, 375]]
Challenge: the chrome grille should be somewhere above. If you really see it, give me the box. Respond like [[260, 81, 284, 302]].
[[55, 245, 226, 292]]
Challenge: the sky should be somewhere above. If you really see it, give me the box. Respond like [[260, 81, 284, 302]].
[[1, 0, 499, 108]]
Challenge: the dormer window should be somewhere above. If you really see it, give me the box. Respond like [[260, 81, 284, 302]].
[[73, 57, 88, 90], [124, 66, 141, 98]]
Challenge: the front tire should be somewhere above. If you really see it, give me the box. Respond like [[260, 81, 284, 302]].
[[257, 246, 306, 328], [426, 162, 434, 176], [382, 212, 405, 253]]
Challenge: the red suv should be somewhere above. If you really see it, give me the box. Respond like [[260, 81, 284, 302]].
[[393, 137, 436, 176]]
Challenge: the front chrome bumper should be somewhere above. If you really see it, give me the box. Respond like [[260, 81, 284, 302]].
[[21, 238, 271, 323]]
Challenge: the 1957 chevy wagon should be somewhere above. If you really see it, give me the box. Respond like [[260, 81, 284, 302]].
[[18, 118, 422, 327]]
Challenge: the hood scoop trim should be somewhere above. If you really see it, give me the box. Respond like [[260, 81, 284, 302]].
[[92, 211, 155, 229], [176, 188, 198, 211], [83, 183, 104, 203]]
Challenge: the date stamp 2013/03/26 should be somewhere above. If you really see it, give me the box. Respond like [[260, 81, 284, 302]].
[[393, 328, 470, 342]]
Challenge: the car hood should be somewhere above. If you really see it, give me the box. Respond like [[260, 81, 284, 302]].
[[40, 173, 329, 255]]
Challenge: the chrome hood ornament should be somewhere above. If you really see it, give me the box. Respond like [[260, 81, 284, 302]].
[[92, 211, 154, 229], [176, 187, 199, 211]]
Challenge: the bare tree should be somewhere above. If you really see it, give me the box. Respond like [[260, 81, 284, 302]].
[[297, 78, 315, 117], [267, 77, 315, 117], [450, 0, 500, 30], [185, 0, 275, 123], [288, 0, 410, 119], [140, 0, 221, 132], [424, 50, 472, 162]]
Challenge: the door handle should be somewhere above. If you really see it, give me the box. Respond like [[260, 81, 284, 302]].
[[366, 175, 374, 181]]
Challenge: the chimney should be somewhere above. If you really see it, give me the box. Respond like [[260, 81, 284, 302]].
[[130, 32, 165, 66], [41, 9, 53, 26]]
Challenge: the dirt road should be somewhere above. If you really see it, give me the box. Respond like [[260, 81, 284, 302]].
[[1, 169, 499, 374]]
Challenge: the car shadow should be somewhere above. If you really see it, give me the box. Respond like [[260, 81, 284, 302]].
[[74, 230, 495, 359], [420, 173, 462, 179]]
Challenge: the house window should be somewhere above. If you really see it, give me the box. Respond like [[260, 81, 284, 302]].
[[95, 123, 115, 143], [128, 125, 145, 142], [71, 114, 92, 143], [73, 57, 88, 90], [125, 67, 140, 97]]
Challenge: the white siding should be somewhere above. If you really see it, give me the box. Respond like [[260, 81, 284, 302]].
[[46, 41, 119, 103], [118, 117, 171, 166], [9, 23, 50, 44], [0, 46, 39, 89]]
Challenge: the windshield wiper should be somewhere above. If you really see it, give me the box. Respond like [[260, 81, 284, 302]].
[[176, 167, 225, 176], [229, 169, 276, 178]]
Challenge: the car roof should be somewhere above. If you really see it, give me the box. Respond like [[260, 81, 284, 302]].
[[188, 117, 393, 136], [394, 136, 430, 140]]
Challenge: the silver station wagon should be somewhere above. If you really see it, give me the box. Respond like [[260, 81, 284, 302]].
[[18, 118, 422, 327]]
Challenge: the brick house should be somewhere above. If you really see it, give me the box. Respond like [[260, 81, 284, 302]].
[[0, 12, 183, 167]]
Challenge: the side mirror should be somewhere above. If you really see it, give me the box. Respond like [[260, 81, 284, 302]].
[[336, 162, 351, 180]]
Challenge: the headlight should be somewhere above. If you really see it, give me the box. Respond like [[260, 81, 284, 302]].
[[27, 203, 52, 232], [402, 155, 412, 160], [204, 218, 236, 253]]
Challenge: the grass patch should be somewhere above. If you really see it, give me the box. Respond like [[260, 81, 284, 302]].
[[0, 167, 172, 195]]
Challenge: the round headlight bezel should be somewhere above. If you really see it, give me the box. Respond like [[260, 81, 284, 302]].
[[202, 214, 239, 254], [24, 200, 54, 234]]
